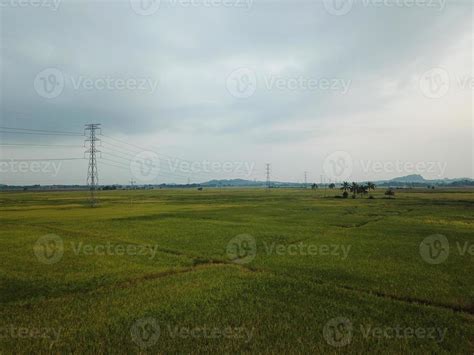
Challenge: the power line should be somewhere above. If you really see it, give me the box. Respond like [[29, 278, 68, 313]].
[[0, 130, 82, 137], [0, 126, 83, 136], [100, 160, 129, 170], [0, 158, 84, 161], [0, 143, 83, 148]]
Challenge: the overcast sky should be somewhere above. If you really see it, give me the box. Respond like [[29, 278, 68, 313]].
[[0, 0, 472, 185]]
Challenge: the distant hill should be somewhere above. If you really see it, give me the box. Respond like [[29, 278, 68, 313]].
[[199, 175, 474, 188], [389, 174, 427, 183]]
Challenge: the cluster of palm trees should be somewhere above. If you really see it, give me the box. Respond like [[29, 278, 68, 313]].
[[340, 181, 376, 198]]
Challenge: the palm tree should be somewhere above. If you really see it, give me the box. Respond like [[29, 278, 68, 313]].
[[341, 181, 350, 192], [367, 182, 375, 192], [329, 183, 336, 189], [350, 182, 359, 198]]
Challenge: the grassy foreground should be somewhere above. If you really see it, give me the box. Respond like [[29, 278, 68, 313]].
[[0, 188, 473, 353]]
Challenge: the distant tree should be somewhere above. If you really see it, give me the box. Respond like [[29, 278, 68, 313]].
[[350, 182, 359, 198], [367, 182, 376, 192], [311, 183, 318, 189], [328, 183, 336, 189], [342, 191, 349, 198], [341, 181, 350, 192], [358, 185, 368, 197], [384, 188, 395, 198]]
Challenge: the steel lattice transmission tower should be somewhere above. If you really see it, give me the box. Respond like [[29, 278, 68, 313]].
[[304, 171, 308, 189], [266, 163, 271, 188], [84, 124, 101, 207]]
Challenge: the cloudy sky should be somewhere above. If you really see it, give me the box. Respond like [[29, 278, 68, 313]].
[[0, 0, 472, 185]]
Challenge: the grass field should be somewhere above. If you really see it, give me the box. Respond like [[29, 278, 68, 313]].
[[0, 188, 473, 353]]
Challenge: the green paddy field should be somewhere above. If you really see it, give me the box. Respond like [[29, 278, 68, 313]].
[[0, 188, 473, 353]]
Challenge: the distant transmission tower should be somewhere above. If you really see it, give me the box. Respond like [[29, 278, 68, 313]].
[[266, 163, 271, 188], [304, 171, 308, 188], [85, 123, 101, 207]]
